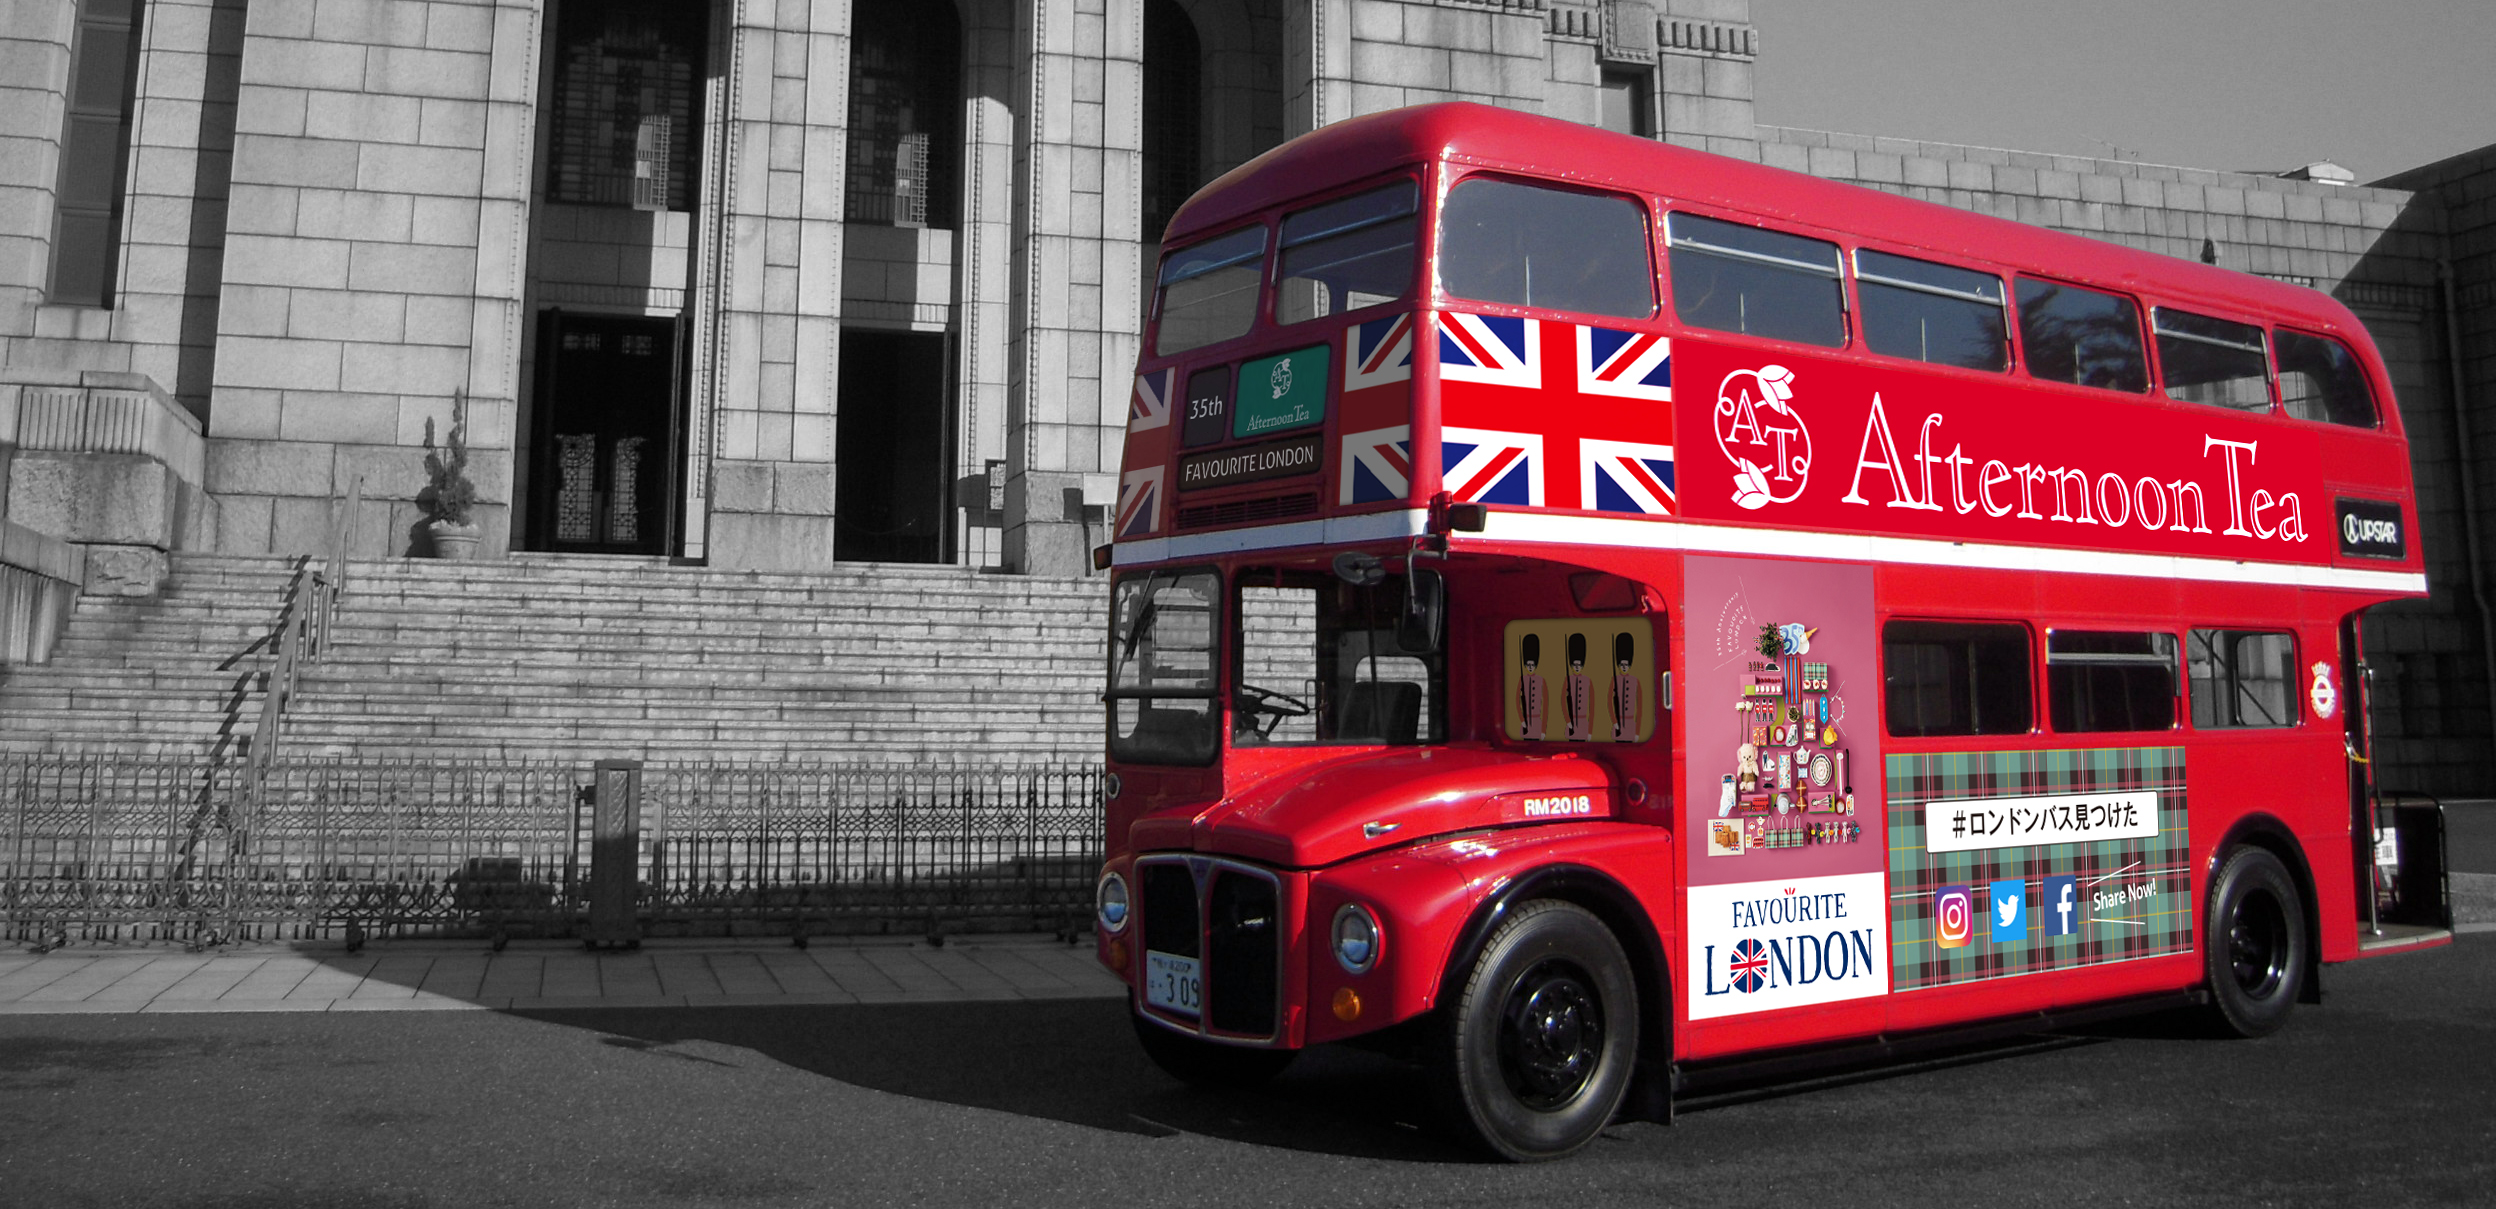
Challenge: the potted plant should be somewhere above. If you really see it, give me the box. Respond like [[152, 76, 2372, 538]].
[[422, 389, 481, 560]]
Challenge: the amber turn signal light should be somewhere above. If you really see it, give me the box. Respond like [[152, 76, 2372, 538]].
[[1107, 939, 1129, 972], [1331, 986, 1362, 1022]]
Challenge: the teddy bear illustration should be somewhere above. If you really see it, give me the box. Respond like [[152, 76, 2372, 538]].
[[1735, 742, 1761, 793]]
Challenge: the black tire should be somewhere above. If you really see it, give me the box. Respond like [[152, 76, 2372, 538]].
[[1132, 1013, 1297, 1087], [1433, 900, 1639, 1161], [2203, 846, 2308, 1038]]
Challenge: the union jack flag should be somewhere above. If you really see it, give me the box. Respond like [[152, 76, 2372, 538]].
[[1128, 368, 1173, 432], [1340, 425, 1411, 505], [1117, 466, 1164, 537], [1437, 313, 1539, 386], [1438, 312, 1676, 517], [1344, 313, 1415, 391], [1575, 325, 1672, 402], [1579, 437, 1676, 514], [1728, 938, 1770, 994], [1441, 426, 1543, 506]]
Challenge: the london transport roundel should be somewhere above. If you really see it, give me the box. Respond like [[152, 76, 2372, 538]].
[[2310, 662, 2339, 720]]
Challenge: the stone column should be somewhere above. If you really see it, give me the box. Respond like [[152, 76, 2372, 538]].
[[1004, 0, 1141, 576], [688, 0, 845, 571]]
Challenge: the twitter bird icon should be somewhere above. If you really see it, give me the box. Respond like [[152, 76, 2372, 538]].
[[1989, 878, 2026, 941]]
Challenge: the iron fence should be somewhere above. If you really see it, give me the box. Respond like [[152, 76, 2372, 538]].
[[0, 755, 1104, 946]]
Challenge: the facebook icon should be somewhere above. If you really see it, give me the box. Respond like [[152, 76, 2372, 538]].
[[2043, 875, 2080, 937]]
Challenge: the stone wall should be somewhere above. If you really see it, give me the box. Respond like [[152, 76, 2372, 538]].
[[204, 0, 537, 559]]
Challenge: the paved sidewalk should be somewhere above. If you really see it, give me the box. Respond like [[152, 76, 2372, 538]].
[[0, 936, 1124, 1015]]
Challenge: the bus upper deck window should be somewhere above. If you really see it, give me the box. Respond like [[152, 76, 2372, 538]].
[[2154, 308, 2271, 412], [1439, 177, 1654, 319], [1666, 212, 1845, 348], [2016, 278, 2149, 393], [2275, 328, 2378, 428], [1155, 226, 1267, 355], [1855, 249, 2008, 371], [1276, 180, 1418, 325]]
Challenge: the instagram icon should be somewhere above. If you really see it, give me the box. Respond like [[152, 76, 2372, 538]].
[[1935, 885, 1973, 949]]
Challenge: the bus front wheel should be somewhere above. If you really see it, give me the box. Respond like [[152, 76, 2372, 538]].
[[2203, 846, 2307, 1038], [1433, 899, 1638, 1161]]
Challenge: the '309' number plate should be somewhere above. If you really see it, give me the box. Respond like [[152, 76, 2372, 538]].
[[1144, 950, 1200, 1016]]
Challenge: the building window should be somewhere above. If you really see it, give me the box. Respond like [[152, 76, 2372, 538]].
[[1141, 0, 1203, 243], [1599, 68, 1652, 138], [48, 0, 144, 308], [546, 0, 704, 211], [848, 4, 959, 229]]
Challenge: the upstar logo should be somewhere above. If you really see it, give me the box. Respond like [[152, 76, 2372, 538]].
[[1714, 365, 1810, 509]]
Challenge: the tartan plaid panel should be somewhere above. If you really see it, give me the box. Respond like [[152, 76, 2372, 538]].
[[1886, 747, 2191, 993]]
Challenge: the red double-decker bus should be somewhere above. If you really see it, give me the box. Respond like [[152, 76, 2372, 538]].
[[1091, 103, 2444, 1160]]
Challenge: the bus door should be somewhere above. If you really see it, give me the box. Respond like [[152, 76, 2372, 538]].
[[2341, 615, 2452, 941]]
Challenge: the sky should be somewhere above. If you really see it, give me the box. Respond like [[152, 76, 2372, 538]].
[[1750, 0, 2496, 184]]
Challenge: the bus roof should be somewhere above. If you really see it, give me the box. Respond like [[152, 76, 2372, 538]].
[[1168, 103, 2364, 338]]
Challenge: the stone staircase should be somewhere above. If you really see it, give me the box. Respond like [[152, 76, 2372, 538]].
[[0, 552, 1111, 765]]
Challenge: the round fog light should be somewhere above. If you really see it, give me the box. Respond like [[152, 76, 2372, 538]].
[[1332, 903, 1380, 975]]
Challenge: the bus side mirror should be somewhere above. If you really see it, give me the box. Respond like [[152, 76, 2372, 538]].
[[1399, 568, 1444, 653]]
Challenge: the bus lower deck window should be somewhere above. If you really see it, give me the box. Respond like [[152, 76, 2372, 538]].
[[1883, 620, 2032, 737], [2016, 277, 2148, 393], [2047, 630, 2177, 733], [2188, 629, 2297, 729], [1667, 211, 1846, 348], [1855, 249, 2008, 371], [2275, 328, 2379, 428], [1439, 177, 1655, 319], [2155, 308, 2272, 412]]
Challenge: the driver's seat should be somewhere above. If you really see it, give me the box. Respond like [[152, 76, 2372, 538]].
[[1336, 681, 1421, 745]]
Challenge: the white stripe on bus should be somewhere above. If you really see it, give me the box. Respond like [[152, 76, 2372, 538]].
[[1112, 507, 2428, 595]]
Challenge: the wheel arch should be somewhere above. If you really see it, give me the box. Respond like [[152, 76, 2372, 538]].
[[1439, 863, 1675, 1115], [2208, 813, 2324, 1005]]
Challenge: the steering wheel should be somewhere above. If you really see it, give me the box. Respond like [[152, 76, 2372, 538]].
[[1234, 684, 1313, 739]]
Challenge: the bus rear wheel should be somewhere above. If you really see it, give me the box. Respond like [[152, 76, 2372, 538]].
[[1131, 1013, 1297, 1087], [1433, 899, 1638, 1161], [2203, 846, 2307, 1038]]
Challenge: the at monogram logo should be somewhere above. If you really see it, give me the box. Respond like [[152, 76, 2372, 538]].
[[1714, 365, 1811, 510]]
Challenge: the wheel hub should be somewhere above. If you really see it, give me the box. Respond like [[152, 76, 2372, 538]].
[[2229, 888, 2288, 999], [1496, 959, 1604, 1109]]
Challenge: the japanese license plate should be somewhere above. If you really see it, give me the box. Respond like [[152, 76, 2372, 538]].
[[1144, 950, 1201, 1016]]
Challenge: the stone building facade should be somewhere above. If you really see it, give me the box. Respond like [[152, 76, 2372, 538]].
[[0, 0, 2487, 789]]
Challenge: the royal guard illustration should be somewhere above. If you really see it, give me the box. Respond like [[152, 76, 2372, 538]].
[[1611, 632, 1639, 742], [1518, 634, 1546, 740], [1564, 633, 1592, 742]]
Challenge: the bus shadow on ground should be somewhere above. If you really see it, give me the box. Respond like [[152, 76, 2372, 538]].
[[513, 998, 1486, 1164]]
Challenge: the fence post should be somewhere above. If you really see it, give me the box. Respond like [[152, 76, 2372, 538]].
[[586, 759, 643, 949]]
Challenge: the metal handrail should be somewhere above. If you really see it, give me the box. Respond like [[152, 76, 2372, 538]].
[[245, 475, 362, 802]]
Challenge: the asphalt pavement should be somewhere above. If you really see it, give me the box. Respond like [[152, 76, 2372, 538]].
[[1, 934, 2490, 1206]]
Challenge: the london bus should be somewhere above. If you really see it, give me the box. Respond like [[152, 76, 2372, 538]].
[[1090, 103, 2442, 1160]]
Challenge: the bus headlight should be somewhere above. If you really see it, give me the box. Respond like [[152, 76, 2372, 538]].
[[1332, 902, 1381, 975], [1096, 871, 1130, 933]]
